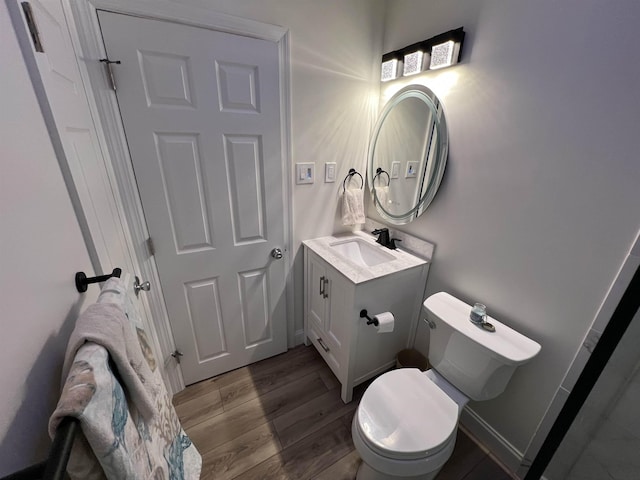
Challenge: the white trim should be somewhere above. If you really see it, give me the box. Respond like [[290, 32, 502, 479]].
[[279, 31, 296, 348], [64, 0, 293, 391], [294, 328, 305, 346], [460, 407, 523, 476], [74, 0, 287, 40]]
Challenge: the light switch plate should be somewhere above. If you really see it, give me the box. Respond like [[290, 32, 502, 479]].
[[391, 161, 400, 179], [325, 162, 337, 182], [296, 162, 315, 184]]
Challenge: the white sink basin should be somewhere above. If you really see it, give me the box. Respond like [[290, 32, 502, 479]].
[[329, 238, 395, 267]]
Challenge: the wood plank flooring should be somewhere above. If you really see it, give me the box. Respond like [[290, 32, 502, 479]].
[[173, 345, 516, 480]]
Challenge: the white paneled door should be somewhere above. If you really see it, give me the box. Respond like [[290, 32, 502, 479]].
[[98, 11, 287, 384]]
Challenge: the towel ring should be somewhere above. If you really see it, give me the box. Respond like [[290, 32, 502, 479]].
[[342, 168, 364, 192], [374, 167, 390, 186]]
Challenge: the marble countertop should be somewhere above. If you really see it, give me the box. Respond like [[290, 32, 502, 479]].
[[303, 231, 428, 284]]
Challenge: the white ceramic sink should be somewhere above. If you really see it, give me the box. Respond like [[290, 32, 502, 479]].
[[329, 238, 395, 267]]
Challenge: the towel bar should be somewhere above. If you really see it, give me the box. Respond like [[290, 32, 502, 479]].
[[75, 268, 121, 293]]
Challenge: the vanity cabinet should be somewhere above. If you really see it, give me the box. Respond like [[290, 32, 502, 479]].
[[303, 242, 429, 403]]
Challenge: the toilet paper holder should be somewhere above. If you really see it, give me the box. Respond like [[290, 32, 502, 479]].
[[359, 309, 379, 326]]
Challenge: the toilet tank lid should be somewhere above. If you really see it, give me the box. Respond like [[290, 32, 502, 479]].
[[423, 292, 541, 365]]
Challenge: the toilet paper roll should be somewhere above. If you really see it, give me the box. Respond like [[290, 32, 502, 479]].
[[373, 311, 395, 333]]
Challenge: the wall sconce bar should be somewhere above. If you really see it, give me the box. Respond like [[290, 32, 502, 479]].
[[380, 27, 465, 81]]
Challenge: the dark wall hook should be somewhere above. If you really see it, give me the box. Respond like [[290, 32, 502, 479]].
[[75, 268, 121, 293]]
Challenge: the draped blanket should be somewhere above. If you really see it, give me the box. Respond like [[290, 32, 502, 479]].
[[49, 277, 201, 479]]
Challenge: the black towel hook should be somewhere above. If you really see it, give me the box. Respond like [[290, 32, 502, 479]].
[[374, 167, 390, 186], [75, 268, 121, 293], [342, 168, 364, 193]]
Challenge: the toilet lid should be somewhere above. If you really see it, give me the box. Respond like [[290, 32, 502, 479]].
[[357, 369, 459, 459]]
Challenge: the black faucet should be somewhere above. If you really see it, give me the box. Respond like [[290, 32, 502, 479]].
[[372, 228, 390, 246], [372, 228, 402, 250]]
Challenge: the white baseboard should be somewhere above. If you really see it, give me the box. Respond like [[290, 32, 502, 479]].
[[293, 328, 306, 346], [460, 407, 525, 477]]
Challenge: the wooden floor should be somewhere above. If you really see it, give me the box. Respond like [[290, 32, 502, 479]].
[[173, 345, 515, 480]]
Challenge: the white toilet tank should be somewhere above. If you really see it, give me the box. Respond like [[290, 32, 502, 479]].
[[424, 292, 541, 401]]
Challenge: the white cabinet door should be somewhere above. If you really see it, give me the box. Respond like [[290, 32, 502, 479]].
[[307, 253, 327, 334], [324, 270, 349, 356], [306, 251, 344, 375], [99, 11, 287, 384]]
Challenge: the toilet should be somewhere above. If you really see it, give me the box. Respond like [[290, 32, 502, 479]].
[[352, 292, 541, 480]]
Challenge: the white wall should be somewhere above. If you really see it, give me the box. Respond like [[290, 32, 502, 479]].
[[169, 0, 386, 338], [0, 4, 98, 475], [374, 0, 640, 458]]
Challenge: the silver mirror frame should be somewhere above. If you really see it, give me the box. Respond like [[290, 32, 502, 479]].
[[368, 84, 449, 224]]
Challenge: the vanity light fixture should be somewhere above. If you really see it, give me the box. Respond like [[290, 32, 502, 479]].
[[379, 27, 465, 81]]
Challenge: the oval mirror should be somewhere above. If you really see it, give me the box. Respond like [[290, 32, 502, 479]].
[[368, 84, 448, 224]]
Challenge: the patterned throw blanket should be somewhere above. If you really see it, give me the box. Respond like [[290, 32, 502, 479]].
[[49, 277, 201, 479]]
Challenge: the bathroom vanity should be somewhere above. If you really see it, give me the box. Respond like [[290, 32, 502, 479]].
[[303, 231, 430, 402]]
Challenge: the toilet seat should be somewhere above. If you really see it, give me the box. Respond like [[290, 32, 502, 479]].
[[356, 368, 459, 460]]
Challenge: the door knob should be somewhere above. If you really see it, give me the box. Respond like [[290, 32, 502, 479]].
[[171, 350, 184, 364], [134, 276, 151, 297], [271, 248, 283, 259]]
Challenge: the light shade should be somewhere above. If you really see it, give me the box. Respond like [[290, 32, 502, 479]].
[[430, 40, 460, 70], [403, 51, 426, 76], [381, 58, 399, 82]]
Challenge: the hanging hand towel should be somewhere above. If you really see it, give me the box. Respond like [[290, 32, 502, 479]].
[[342, 187, 365, 226], [373, 185, 389, 210]]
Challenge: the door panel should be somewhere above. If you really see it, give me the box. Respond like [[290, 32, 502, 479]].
[[155, 132, 214, 252], [98, 11, 287, 384], [224, 135, 267, 243]]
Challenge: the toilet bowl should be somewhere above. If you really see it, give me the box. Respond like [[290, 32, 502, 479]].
[[352, 292, 542, 480], [351, 368, 467, 480]]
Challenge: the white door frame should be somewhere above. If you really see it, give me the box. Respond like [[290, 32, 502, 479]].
[[62, 0, 294, 393]]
